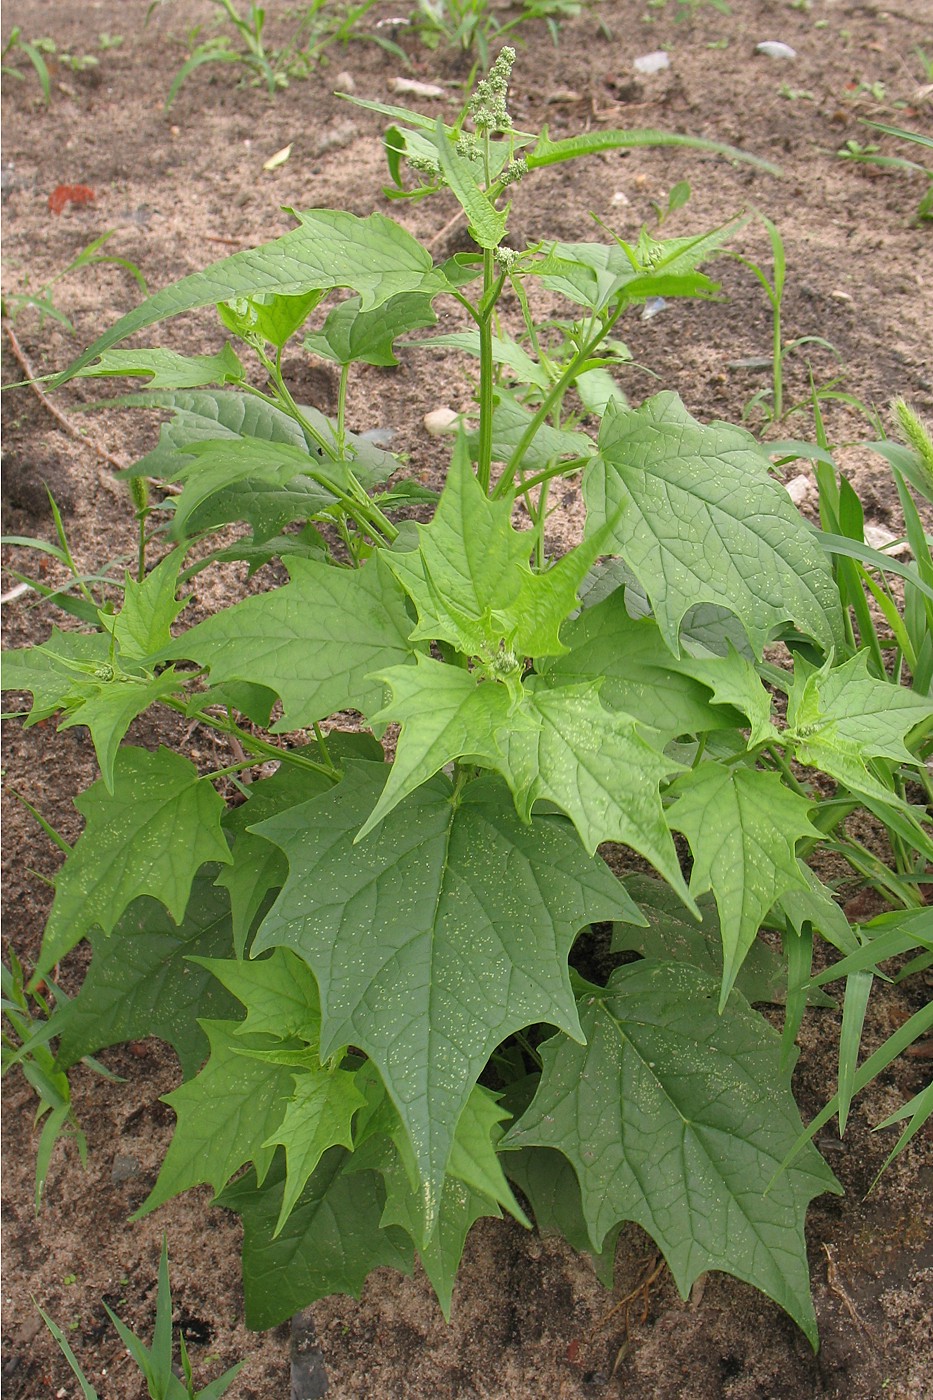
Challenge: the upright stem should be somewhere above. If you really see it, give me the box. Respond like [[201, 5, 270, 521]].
[[476, 248, 498, 495]]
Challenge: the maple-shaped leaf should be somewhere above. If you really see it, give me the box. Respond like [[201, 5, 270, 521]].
[[667, 763, 819, 1008], [666, 646, 778, 747], [382, 440, 600, 662], [446, 1087, 529, 1228], [56, 668, 186, 793], [583, 392, 843, 658], [162, 555, 420, 730], [219, 1149, 413, 1330], [52, 873, 238, 1077], [263, 1068, 368, 1237], [139, 1019, 297, 1215], [541, 590, 740, 738], [218, 733, 381, 952], [303, 291, 437, 366], [355, 657, 519, 839], [251, 762, 625, 1230], [193, 947, 321, 1044], [611, 873, 833, 1008], [37, 747, 231, 979], [786, 652, 933, 809], [502, 961, 841, 1346], [1, 629, 111, 721], [499, 677, 694, 906], [104, 547, 189, 660]]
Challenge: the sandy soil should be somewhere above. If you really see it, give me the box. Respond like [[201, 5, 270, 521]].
[[2, 1, 931, 1396]]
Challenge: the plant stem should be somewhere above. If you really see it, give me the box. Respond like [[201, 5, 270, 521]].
[[160, 696, 340, 780]]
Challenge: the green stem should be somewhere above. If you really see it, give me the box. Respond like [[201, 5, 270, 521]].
[[160, 696, 340, 781]]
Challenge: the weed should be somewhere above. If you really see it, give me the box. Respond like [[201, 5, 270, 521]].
[[3, 55, 930, 1347], [1, 231, 148, 333], [839, 119, 933, 225], [1, 27, 52, 103], [39, 1238, 242, 1399]]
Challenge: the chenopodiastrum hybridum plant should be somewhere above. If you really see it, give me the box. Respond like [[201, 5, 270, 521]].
[[3, 51, 932, 1342]]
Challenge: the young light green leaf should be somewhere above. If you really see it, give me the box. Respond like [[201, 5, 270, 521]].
[[74, 342, 245, 389], [500, 678, 693, 905], [38, 747, 231, 979], [303, 291, 437, 366], [527, 125, 781, 176], [1, 629, 111, 722], [219, 1149, 413, 1329], [217, 289, 323, 350], [502, 962, 840, 1346], [383, 444, 600, 662], [57, 668, 185, 794], [52, 873, 239, 1077], [786, 652, 933, 808], [52, 211, 437, 386], [193, 948, 321, 1045], [251, 763, 625, 1230], [667, 646, 779, 747], [356, 657, 517, 839], [446, 1086, 529, 1228], [107, 547, 189, 660], [264, 1068, 368, 1236], [162, 555, 421, 730], [139, 1020, 297, 1215], [667, 764, 819, 1008], [540, 589, 740, 738], [584, 393, 844, 657]]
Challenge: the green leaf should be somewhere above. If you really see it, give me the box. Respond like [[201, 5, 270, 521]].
[[107, 547, 189, 660], [264, 1068, 368, 1236], [787, 652, 933, 809], [538, 236, 722, 314], [251, 763, 626, 1229], [53, 873, 239, 1077], [500, 678, 693, 906], [540, 589, 740, 738], [117, 388, 312, 480], [1, 629, 111, 722], [356, 657, 518, 839], [193, 948, 321, 1044], [772, 864, 859, 956], [53, 211, 437, 386], [218, 740, 379, 954], [502, 962, 840, 1346], [611, 873, 832, 1007], [446, 1086, 529, 1228], [139, 1020, 297, 1214], [485, 389, 594, 470], [383, 445, 600, 662], [667, 764, 818, 1008], [37, 747, 231, 979], [408, 330, 550, 391], [303, 291, 437, 366], [666, 646, 778, 747], [378, 1145, 500, 1320], [74, 342, 245, 389], [163, 555, 420, 730], [584, 393, 844, 657], [219, 1149, 413, 1329], [432, 118, 508, 250], [217, 289, 323, 349], [57, 668, 186, 794], [526, 125, 781, 176], [165, 437, 337, 540]]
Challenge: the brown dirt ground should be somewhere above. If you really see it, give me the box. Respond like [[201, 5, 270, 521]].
[[2, 0, 932, 1396]]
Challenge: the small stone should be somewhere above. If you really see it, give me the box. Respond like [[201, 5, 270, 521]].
[[830, 289, 854, 303], [641, 297, 667, 321], [423, 407, 460, 436], [785, 474, 815, 506], [755, 41, 797, 59], [333, 70, 355, 93], [633, 50, 670, 75], [546, 88, 583, 103], [864, 523, 910, 557], [391, 77, 446, 99], [611, 190, 631, 206], [110, 1153, 140, 1183]]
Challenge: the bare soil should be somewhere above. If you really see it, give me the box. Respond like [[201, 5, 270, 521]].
[[2, 1, 932, 1397]]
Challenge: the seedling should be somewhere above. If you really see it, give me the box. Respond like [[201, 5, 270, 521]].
[[1, 27, 52, 102], [1, 230, 147, 333], [839, 119, 933, 224], [39, 1238, 242, 1399], [3, 55, 930, 1348]]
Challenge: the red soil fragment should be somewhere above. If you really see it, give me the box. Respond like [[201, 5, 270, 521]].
[[48, 183, 95, 214]]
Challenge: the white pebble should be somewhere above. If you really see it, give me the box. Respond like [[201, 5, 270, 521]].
[[633, 51, 670, 75], [423, 407, 460, 435], [756, 41, 797, 59]]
